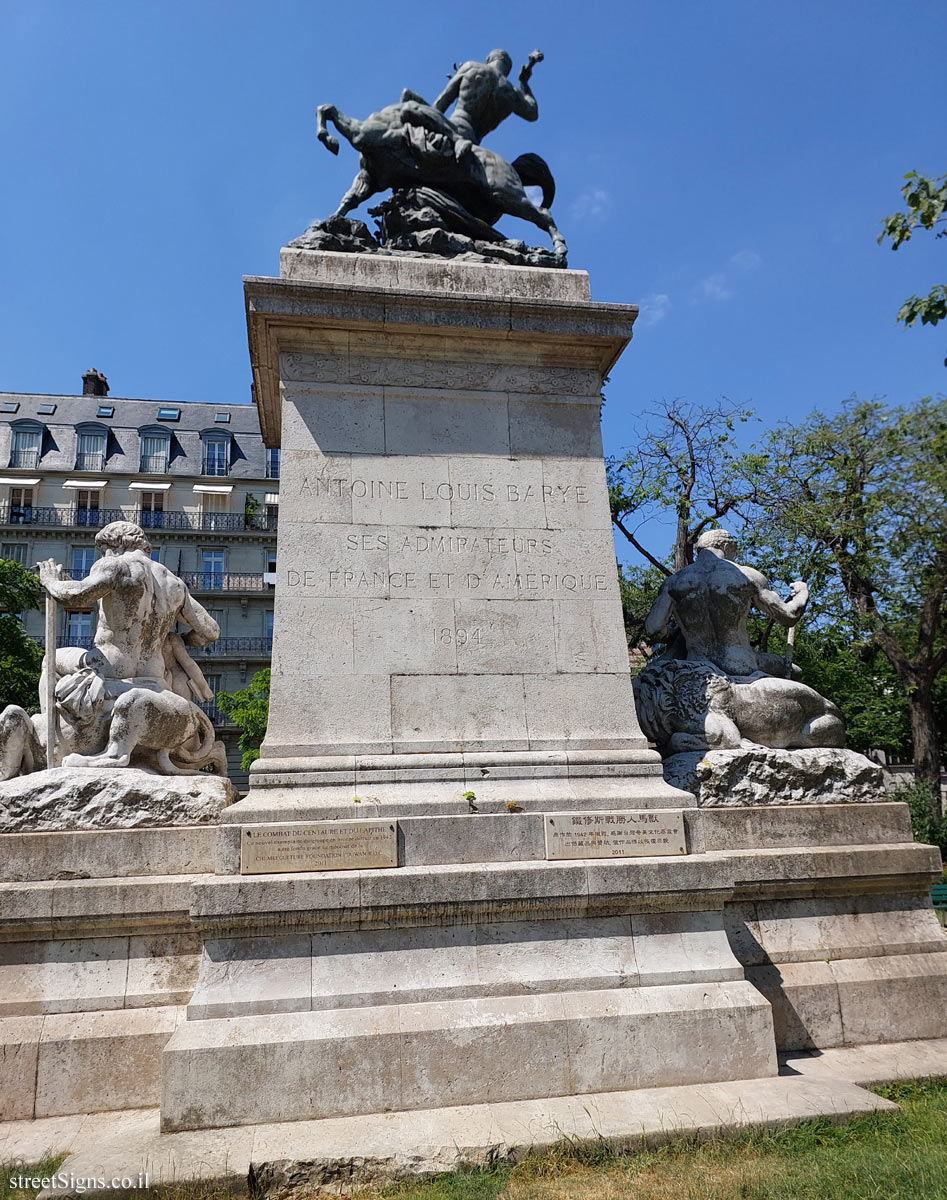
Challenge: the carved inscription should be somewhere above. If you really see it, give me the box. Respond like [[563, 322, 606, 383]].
[[286, 567, 609, 594], [544, 811, 687, 860], [434, 626, 483, 646], [300, 476, 590, 506], [240, 820, 398, 874]]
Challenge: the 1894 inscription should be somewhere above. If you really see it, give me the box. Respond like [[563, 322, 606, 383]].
[[544, 811, 687, 860], [240, 820, 398, 874]]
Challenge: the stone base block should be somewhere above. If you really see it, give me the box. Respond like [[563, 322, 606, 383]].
[[700, 801, 912, 852], [750, 952, 947, 1051], [161, 981, 777, 1130], [665, 747, 883, 807], [186, 910, 743, 1020], [0, 933, 200, 1017], [0, 1006, 183, 1121], [725, 883, 947, 1051], [0, 767, 233, 834], [0, 826, 218, 883], [235, 749, 685, 822]]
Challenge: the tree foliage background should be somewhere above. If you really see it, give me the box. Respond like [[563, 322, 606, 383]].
[[0, 559, 43, 712], [878, 170, 947, 365], [217, 668, 270, 772], [609, 393, 947, 805]]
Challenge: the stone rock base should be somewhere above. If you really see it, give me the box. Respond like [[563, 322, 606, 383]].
[[289, 211, 563, 269], [664, 747, 884, 807], [0, 767, 234, 833]]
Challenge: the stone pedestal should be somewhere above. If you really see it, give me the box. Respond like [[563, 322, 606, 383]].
[[230, 250, 672, 819]]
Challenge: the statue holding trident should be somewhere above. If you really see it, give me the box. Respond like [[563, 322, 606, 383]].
[[634, 529, 846, 757], [0, 521, 228, 780]]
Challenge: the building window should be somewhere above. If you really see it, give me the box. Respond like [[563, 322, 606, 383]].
[[264, 609, 274, 648], [138, 490, 165, 529], [2, 543, 27, 565], [139, 431, 170, 474], [201, 434, 231, 477], [9, 487, 34, 524], [214, 412, 231, 424], [200, 491, 229, 531], [75, 427, 107, 472], [265, 448, 280, 479], [96, 405, 114, 418], [11, 427, 41, 469], [71, 546, 96, 576], [37, 404, 57, 416], [150, 547, 161, 562], [75, 489, 101, 527], [201, 549, 225, 589], [65, 610, 94, 645], [156, 407, 181, 422], [264, 548, 277, 587]]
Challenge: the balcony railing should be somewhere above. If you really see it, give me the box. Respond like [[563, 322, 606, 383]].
[[201, 460, 230, 477], [197, 701, 233, 727], [31, 634, 272, 657], [74, 452, 106, 472], [10, 450, 40, 469], [191, 637, 273, 657], [139, 455, 170, 474], [182, 572, 272, 592], [0, 505, 278, 533]]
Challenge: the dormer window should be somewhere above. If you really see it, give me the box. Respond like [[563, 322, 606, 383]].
[[10, 424, 42, 469], [75, 425, 107, 472], [201, 432, 231, 477], [139, 429, 171, 474]]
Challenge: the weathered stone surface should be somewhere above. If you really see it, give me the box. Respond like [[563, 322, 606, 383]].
[[0, 767, 233, 833], [665, 747, 884, 806], [0, 522, 228, 781]]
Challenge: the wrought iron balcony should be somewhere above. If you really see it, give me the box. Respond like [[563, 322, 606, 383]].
[[139, 454, 170, 474], [0, 505, 278, 533], [201, 459, 230, 478], [196, 701, 233, 726], [10, 449, 40, 469], [74, 452, 106, 471], [190, 637, 273, 657], [182, 572, 271, 592]]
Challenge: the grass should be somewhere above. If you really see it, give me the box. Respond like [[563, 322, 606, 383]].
[[0, 1154, 65, 1200], [2, 1079, 946, 1199], [381, 1078, 947, 1200]]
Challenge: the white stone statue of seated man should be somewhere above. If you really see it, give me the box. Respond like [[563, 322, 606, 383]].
[[0, 521, 228, 779], [634, 529, 845, 756]]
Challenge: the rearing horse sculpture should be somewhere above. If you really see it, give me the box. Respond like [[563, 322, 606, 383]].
[[315, 98, 567, 260]]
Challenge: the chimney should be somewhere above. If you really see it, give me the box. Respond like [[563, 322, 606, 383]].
[[81, 368, 109, 397]]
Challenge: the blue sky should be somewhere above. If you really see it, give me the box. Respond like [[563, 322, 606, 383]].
[[1, 1, 944, 489]]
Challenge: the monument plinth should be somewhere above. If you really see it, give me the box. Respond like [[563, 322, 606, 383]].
[[228, 250, 677, 824]]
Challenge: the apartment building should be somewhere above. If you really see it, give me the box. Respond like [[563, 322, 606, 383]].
[[0, 370, 279, 786]]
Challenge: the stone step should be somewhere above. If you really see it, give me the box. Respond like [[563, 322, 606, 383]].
[[1, 1069, 902, 1198], [160, 980, 778, 1130]]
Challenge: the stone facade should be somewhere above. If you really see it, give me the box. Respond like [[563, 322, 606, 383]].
[[0, 388, 280, 787]]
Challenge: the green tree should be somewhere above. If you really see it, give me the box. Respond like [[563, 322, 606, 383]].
[[879, 171, 947, 365], [0, 558, 43, 711], [216, 668, 270, 771], [608, 398, 760, 574], [758, 395, 947, 806]]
